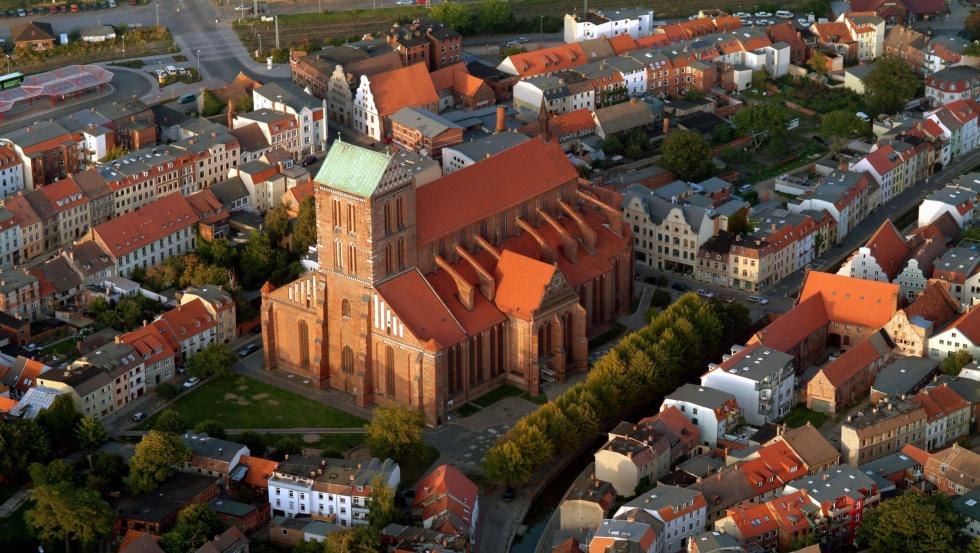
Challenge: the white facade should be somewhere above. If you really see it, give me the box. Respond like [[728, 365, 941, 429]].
[[918, 196, 974, 229], [614, 486, 707, 553], [512, 79, 595, 115], [927, 313, 980, 361], [661, 389, 738, 448], [0, 212, 21, 268], [353, 75, 383, 141], [700, 348, 796, 427], [112, 225, 196, 277], [253, 87, 329, 156], [837, 247, 891, 282], [895, 260, 929, 301], [0, 159, 24, 200], [563, 9, 655, 43]]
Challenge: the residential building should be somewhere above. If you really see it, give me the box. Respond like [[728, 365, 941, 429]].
[[839, 398, 927, 466], [592, 98, 655, 139], [186, 189, 231, 242], [768, 423, 841, 475], [837, 219, 910, 283], [614, 485, 706, 553], [912, 383, 972, 450], [2, 120, 80, 189], [413, 464, 480, 548], [928, 304, 980, 361], [783, 465, 881, 549], [884, 25, 929, 73], [806, 329, 896, 414], [386, 21, 462, 71], [925, 99, 980, 159], [289, 38, 402, 105], [153, 299, 218, 363], [733, 441, 808, 502], [118, 323, 177, 387], [171, 131, 241, 189], [858, 443, 929, 492], [884, 281, 959, 358], [441, 132, 529, 174], [662, 383, 740, 448], [559, 479, 615, 532], [180, 433, 250, 484], [919, 185, 975, 229], [841, 13, 886, 60], [563, 9, 656, 42], [870, 357, 939, 403], [700, 345, 795, 426], [117, 473, 219, 535], [926, 66, 980, 107], [228, 161, 287, 214], [849, 143, 915, 203], [353, 63, 439, 141], [10, 21, 55, 50], [931, 246, 980, 309], [429, 63, 496, 111], [0, 208, 21, 268], [181, 286, 236, 344], [390, 107, 463, 159], [260, 138, 632, 425], [787, 171, 877, 244], [95, 146, 195, 213], [893, 215, 960, 301], [89, 193, 198, 277], [268, 455, 400, 525], [953, 488, 980, 539], [589, 518, 660, 553], [0, 144, 24, 199], [33, 175, 91, 249], [714, 491, 809, 552], [36, 342, 144, 419], [252, 81, 328, 156], [924, 443, 980, 495], [0, 270, 40, 321], [1, 356, 48, 399]]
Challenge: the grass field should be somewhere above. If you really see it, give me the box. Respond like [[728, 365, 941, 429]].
[[472, 385, 546, 408], [0, 500, 35, 550], [783, 405, 829, 429], [140, 375, 366, 430]]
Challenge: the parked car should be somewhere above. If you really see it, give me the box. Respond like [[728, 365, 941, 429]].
[[856, 111, 871, 122], [238, 343, 259, 357], [754, 11, 772, 17], [671, 283, 689, 292], [70, 4, 79, 12], [718, 295, 736, 304], [301, 155, 317, 167], [696, 288, 715, 298], [132, 412, 147, 422], [502, 487, 516, 502], [182, 377, 200, 389], [739, 184, 754, 193], [506, 36, 529, 46], [733, 12, 751, 17], [59, 5, 68, 13], [16, 8, 26, 16], [776, 10, 794, 18], [748, 295, 769, 304]]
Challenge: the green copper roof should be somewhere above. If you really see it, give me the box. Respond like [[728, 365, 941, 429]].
[[314, 141, 393, 198]]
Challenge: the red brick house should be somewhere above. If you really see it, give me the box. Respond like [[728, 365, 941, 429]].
[[807, 329, 897, 413], [11, 21, 55, 51]]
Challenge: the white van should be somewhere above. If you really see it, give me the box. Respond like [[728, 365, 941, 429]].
[[776, 10, 794, 18], [165, 65, 177, 75]]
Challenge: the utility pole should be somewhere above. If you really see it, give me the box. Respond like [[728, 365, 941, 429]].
[[253, 0, 257, 18], [540, 15, 543, 34], [257, 33, 262, 56], [155, 3, 159, 27], [274, 15, 279, 49], [197, 49, 201, 73]]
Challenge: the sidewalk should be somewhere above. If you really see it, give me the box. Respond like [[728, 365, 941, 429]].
[[118, 426, 366, 437], [0, 487, 30, 519]]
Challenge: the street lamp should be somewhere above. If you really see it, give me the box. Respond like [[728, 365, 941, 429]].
[[155, 3, 159, 28], [257, 33, 262, 56], [5, 56, 10, 75], [196, 49, 201, 73], [121, 34, 125, 54]]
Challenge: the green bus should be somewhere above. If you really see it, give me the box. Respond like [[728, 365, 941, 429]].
[[0, 72, 24, 90]]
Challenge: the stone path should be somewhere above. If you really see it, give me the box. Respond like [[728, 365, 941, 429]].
[[0, 488, 30, 519]]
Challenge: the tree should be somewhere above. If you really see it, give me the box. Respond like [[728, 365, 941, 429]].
[[101, 145, 129, 162], [365, 405, 424, 462], [241, 231, 277, 288], [733, 103, 788, 150], [36, 394, 82, 454], [88, 452, 128, 498], [156, 382, 179, 400], [264, 206, 290, 245], [858, 494, 964, 553], [822, 109, 865, 151], [0, 418, 51, 479], [27, 482, 115, 553], [659, 130, 713, 181], [187, 343, 236, 379], [967, 42, 980, 58], [274, 434, 304, 457], [193, 419, 226, 439], [942, 349, 974, 375], [75, 416, 107, 469], [293, 197, 317, 254], [807, 50, 829, 74], [238, 431, 267, 456], [967, 10, 980, 41], [324, 527, 381, 553], [600, 135, 624, 156], [474, 0, 512, 33], [159, 504, 225, 553], [430, 1, 472, 33], [366, 477, 398, 530], [864, 57, 920, 115], [751, 68, 770, 90], [483, 440, 532, 486], [29, 459, 78, 487], [154, 409, 189, 434], [128, 430, 191, 495]]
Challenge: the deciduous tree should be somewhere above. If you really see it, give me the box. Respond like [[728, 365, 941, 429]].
[[430, 1, 472, 33], [483, 440, 532, 486], [366, 478, 398, 530], [36, 394, 81, 453], [807, 50, 829, 74], [159, 504, 225, 553], [942, 349, 974, 375], [27, 482, 115, 553], [154, 409, 189, 434], [128, 430, 191, 495], [659, 130, 713, 181], [293, 197, 317, 254], [365, 405, 424, 462], [864, 57, 920, 115], [822, 109, 865, 151], [193, 419, 225, 439], [0, 418, 50, 479], [967, 10, 980, 40], [733, 103, 788, 150], [858, 493, 963, 553], [187, 343, 236, 379], [75, 416, 107, 469]]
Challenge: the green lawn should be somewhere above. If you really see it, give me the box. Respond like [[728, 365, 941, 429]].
[[472, 385, 546, 408], [140, 375, 366, 430], [783, 406, 829, 429], [40, 339, 80, 361]]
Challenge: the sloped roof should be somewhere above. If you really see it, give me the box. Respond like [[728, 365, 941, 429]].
[[798, 271, 899, 329], [375, 269, 466, 350], [414, 464, 478, 536], [912, 383, 970, 422], [751, 292, 830, 353], [314, 141, 394, 199], [943, 305, 980, 344], [11, 21, 54, 43], [902, 280, 959, 327], [92, 193, 198, 259], [366, 62, 438, 117], [863, 219, 911, 281], [817, 329, 894, 387], [770, 423, 840, 471], [493, 250, 556, 321]]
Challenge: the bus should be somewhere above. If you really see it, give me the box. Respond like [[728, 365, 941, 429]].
[[0, 72, 24, 90]]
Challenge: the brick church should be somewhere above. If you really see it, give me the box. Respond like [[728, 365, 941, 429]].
[[260, 137, 633, 425]]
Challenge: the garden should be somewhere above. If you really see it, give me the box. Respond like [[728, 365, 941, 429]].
[[11, 25, 177, 74]]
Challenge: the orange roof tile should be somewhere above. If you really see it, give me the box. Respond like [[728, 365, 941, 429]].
[[751, 292, 830, 353], [504, 44, 587, 77], [152, 299, 217, 351], [241, 455, 278, 489], [368, 63, 438, 117], [640, 405, 700, 450], [40, 176, 88, 213], [415, 137, 577, 246], [430, 62, 465, 91], [551, 109, 596, 137], [0, 396, 18, 413], [901, 444, 931, 466], [493, 250, 556, 321], [120, 530, 162, 553], [119, 324, 175, 367], [185, 189, 229, 225], [289, 181, 314, 204], [635, 34, 672, 48], [902, 280, 958, 326], [16, 358, 45, 393], [607, 34, 638, 54], [453, 69, 487, 98], [913, 384, 971, 422], [93, 193, 198, 259], [943, 304, 980, 344], [813, 21, 854, 43], [862, 220, 910, 281], [798, 271, 899, 329], [816, 331, 892, 387], [728, 500, 780, 539], [376, 269, 466, 350], [414, 464, 478, 533]]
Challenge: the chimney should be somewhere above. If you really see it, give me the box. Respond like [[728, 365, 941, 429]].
[[630, 97, 638, 105], [495, 105, 506, 133], [227, 99, 235, 130], [838, 158, 848, 171], [662, 117, 670, 135]]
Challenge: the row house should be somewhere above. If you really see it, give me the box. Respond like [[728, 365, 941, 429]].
[[912, 383, 972, 450], [389, 107, 463, 160], [268, 454, 400, 526], [701, 344, 795, 426], [171, 131, 242, 189], [386, 20, 461, 71], [228, 123, 273, 165], [29, 175, 91, 250], [838, 219, 910, 283], [563, 9, 656, 43], [0, 270, 40, 320], [924, 35, 979, 74], [180, 285, 236, 345], [893, 218, 960, 302], [289, 38, 402, 106], [919, 185, 975, 229], [925, 98, 980, 159], [36, 341, 145, 419], [726, 209, 826, 293], [626, 48, 716, 99], [924, 444, 980, 495], [152, 298, 218, 363], [788, 170, 878, 244], [595, 406, 700, 496], [870, 358, 940, 404], [513, 71, 597, 116], [0, 143, 25, 199], [883, 25, 929, 74], [811, 12, 885, 62], [730, 442, 808, 507], [4, 193, 43, 260], [2, 120, 80, 189], [89, 192, 198, 277], [884, 280, 960, 357], [59, 110, 115, 164], [782, 466, 881, 550], [64, 240, 116, 287], [614, 485, 707, 553], [849, 142, 918, 203], [589, 518, 659, 553], [768, 424, 841, 476], [429, 62, 497, 111], [353, 62, 439, 141], [30, 255, 84, 314], [928, 303, 980, 362], [0, 207, 20, 268], [252, 81, 328, 156], [412, 465, 481, 548], [925, 66, 980, 107], [118, 322, 177, 387], [185, 188, 231, 241], [839, 398, 927, 466], [96, 146, 196, 214], [662, 383, 740, 448], [715, 490, 813, 552], [228, 160, 287, 213], [931, 247, 980, 310], [806, 329, 895, 414], [498, 43, 590, 78], [92, 98, 158, 151]]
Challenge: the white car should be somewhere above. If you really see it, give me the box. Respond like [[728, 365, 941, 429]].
[[396, 0, 414, 4], [696, 289, 715, 298], [182, 377, 200, 389], [776, 10, 794, 18], [506, 36, 529, 46], [688, 14, 701, 20], [739, 184, 754, 193], [856, 111, 871, 122], [733, 12, 751, 18], [797, 17, 811, 26], [748, 295, 769, 305], [754, 11, 772, 17]]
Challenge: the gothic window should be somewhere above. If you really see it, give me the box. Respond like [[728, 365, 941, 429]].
[[397, 238, 406, 270], [346, 204, 356, 234], [385, 244, 393, 274], [298, 320, 310, 369], [347, 244, 357, 274], [396, 197, 405, 228], [333, 240, 342, 271], [332, 199, 341, 228], [383, 202, 391, 235], [341, 299, 351, 319], [342, 346, 354, 374], [385, 346, 395, 396]]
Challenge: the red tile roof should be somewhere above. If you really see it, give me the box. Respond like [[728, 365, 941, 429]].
[[92, 193, 198, 259], [152, 298, 216, 351], [368, 63, 438, 117], [751, 292, 830, 353], [912, 384, 970, 422], [241, 455, 279, 489], [901, 443, 931, 466], [551, 109, 596, 137], [0, 396, 17, 413], [739, 442, 807, 495], [817, 331, 892, 387], [376, 269, 466, 350], [414, 464, 479, 535], [727, 500, 780, 539], [430, 62, 466, 91], [902, 280, 959, 326], [798, 271, 899, 329], [862, 220, 911, 281], [119, 324, 175, 368], [39, 176, 88, 213], [607, 34, 637, 54], [493, 250, 556, 321], [503, 44, 587, 77], [415, 137, 577, 246], [812, 21, 855, 43], [288, 181, 314, 205], [185, 189, 229, 225], [943, 305, 980, 344]]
